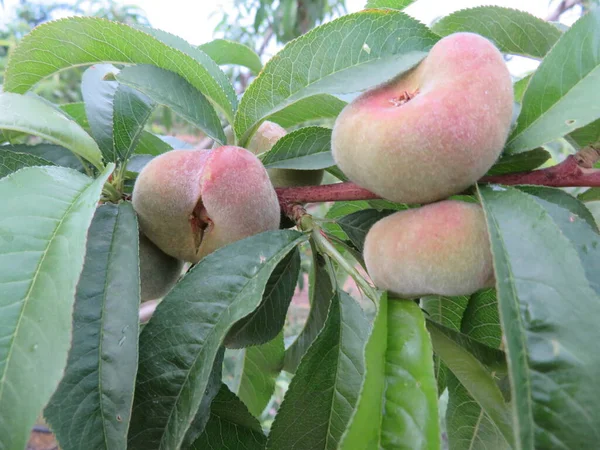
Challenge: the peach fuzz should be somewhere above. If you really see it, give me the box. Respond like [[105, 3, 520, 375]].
[[132, 146, 280, 263], [363, 201, 494, 298], [332, 32, 513, 204]]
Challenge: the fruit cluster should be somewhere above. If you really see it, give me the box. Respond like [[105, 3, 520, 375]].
[[131, 32, 512, 302], [333, 32, 513, 298]]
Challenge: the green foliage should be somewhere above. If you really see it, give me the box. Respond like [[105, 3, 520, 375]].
[[3, 17, 236, 123], [234, 10, 439, 143], [45, 203, 140, 450], [0, 93, 103, 169], [229, 333, 285, 418], [128, 231, 305, 449], [190, 384, 267, 449], [260, 126, 334, 169], [479, 186, 600, 448], [0, 4, 598, 449], [0, 149, 54, 178], [0, 165, 113, 450], [341, 297, 440, 449], [267, 292, 369, 449], [199, 39, 263, 74], [432, 6, 562, 59], [507, 8, 600, 153]]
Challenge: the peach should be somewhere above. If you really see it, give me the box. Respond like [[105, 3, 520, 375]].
[[332, 32, 513, 204], [139, 232, 183, 301], [247, 121, 324, 188], [363, 201, 494, 298], [132, 146, 281, 263]]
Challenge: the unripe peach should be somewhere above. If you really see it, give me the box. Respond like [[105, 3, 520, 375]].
[[332, 32, 513, 204], [363, 201, 494, 298], [132, 146, 280, 263], [247, 121, 324, 188], [139, 232, 183, 301]]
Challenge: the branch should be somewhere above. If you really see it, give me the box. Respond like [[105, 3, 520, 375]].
[[482, 155, 600, 186], [276, 155, 600, 212], [546, 0, 581, 21]]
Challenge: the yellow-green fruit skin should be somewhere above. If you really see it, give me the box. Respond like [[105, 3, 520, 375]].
[[139, 232, 184, 301], [332, 32, 513, 204], [247, 121, 324, 187], [363, 201, 494, 298], [132, 146, 280, 263]]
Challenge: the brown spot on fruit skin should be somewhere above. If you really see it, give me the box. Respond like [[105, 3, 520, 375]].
[[363, 201, 494, 298], [332, 32, 514, 204], [132, 146, 280, 263]]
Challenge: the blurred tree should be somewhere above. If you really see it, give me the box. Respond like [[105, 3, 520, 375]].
[[546, 0, 600, 21], [214, 0, 346, 90]]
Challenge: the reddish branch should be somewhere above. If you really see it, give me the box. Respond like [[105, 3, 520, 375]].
[[276, 155, 600, 214]]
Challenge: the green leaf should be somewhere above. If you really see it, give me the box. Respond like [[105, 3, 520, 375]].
[[234, 333, 284, 418], [190, 384, 267, 450], [485, 147, 550, 175], [283, 244, 335, 373], [261, 126, 333, 170], [340, 297, 440, 449], [506, 9, 600, 154], [267, 292, 369, 450], [0, 92, 103, 169], [135, 132, 173, 156], [0, 149, 53, 178], [128, 230, 306, 450], [365, 0, 416, 10], [428, 321, 513, 446], [427, 321, 506, 372], [267, 94, 347, 129], [225, 248, 300, 348], [4, 17, 237, 123], [446, 289, 509, 450], [382, 300, 440, 448], [570, 118, 600, 146], [0, 164, 113, 450], [81, 64, 159, 163], [446, 373, 511, 450], [61, 101, 163, 158], [323, 200, 405, 241], [337, 209, 396, 252], [60, 102, 90, 128], [479, 185, 600, 449], [579, 188, 600, 202], [81, 64, 120, 161], [421, 295, 469, 394], [432, 7, 562, 59], [339, 293, 388, 450], [113, 84, 156, 163], [181, 348, 225, 448], [516, 185, 599, 232], [514, 74, 532, 103], [234, 10, 439, 143], [45, 203, 140, 450], [199, 39, 263, 74], [116, 65, 226, 144], [460, 289, 502, 348], [532, 195, 600, 296], [2, 144, 85, 171]]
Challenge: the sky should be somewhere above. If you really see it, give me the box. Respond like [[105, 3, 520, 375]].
[[0, 0, 583, 76]]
